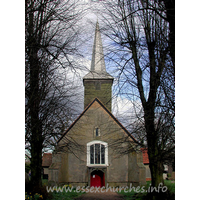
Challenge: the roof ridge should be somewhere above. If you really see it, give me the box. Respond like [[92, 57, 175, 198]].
[[57, 98, 98, 143], [57, 98, 138, 144], [94, 98, 138, 143]]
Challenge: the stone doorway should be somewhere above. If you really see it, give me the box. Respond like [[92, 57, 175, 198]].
[[90, 170, 105, 187]]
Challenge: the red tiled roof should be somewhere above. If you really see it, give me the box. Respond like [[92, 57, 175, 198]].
[[42, 153, 52, 167], [141, 148, 149, 164]]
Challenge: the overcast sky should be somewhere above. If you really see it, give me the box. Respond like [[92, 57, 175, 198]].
[[60, 0, 142, 129]]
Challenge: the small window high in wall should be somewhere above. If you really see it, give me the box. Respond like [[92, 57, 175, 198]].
[[87, 141, 108, 166], [96, 128, 99, 136], [94, 127, 100, 137]]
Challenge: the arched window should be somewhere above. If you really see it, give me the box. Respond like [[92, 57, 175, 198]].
[[87, 141, 108, 166]]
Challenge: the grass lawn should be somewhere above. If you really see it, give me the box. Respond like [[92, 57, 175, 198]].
[[164, 180, 175, 194], [46, 189, 83, 200], [27, 179, 174, 200], [26, 179, 84, 200]]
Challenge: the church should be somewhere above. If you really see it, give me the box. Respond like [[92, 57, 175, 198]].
[[48, 21, 146, 187]]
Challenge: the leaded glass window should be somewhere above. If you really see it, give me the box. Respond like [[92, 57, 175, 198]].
[[101, 145, 105, 164], [90, 145, 94, 164], [89, 143, 106, 165]]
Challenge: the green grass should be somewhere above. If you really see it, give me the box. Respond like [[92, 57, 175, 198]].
[[47, 190, 83, 200], [42, 179, 49, 186], [40, 180, 84, 200], [164, 180, 175, 194]]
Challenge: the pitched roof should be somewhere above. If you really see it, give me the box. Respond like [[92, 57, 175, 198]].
[[141, 148, 149, 164], [42, 153, 52, 167], [57, 98, 138, 144], [83, 70, 113, 80]]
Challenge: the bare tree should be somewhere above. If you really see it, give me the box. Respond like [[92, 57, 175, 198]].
[[160, 0, 175, 68], [25, 0, 85, 188], [97, 0, 175, 196]]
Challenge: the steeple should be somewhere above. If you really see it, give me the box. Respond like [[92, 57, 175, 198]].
[[84, 21, 113, 80], [83, 21, 113, 111], [91, 21, 106, 72]]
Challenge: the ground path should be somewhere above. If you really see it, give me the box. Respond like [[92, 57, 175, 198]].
[[74, 190, 124, 200]]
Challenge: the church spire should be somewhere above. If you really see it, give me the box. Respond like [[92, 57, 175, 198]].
[[91, 21, 106, 72], [83, 21, 113, 111], [83, 21, 113, 79]]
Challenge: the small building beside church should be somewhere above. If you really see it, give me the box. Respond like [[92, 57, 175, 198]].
[[42, 153, 52, 179], [48, 22, 146, 187]]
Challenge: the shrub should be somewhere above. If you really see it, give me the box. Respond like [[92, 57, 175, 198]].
[[25, 192, 44, 200], [25, 185, 52, 200]]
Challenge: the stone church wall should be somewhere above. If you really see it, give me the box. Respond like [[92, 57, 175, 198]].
[[84, 80, 113, 111], [49, 100, 146, 187]]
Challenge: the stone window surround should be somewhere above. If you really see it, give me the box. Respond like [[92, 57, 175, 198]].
[[94, 127, 100, 137], [87, 140, 108, 167]]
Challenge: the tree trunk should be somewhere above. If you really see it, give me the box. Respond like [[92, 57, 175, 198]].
[[30, 133, 43, 188], [148, 160, 164, 200], [26, 1, 43, 188], [144, 106, 164, 199], [148, 154, 164, 186], [29, 47, 43, 189], [29, 65, 43, 188]]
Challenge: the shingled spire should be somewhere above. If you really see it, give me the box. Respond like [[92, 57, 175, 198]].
[[83, 21, 113, 111]]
